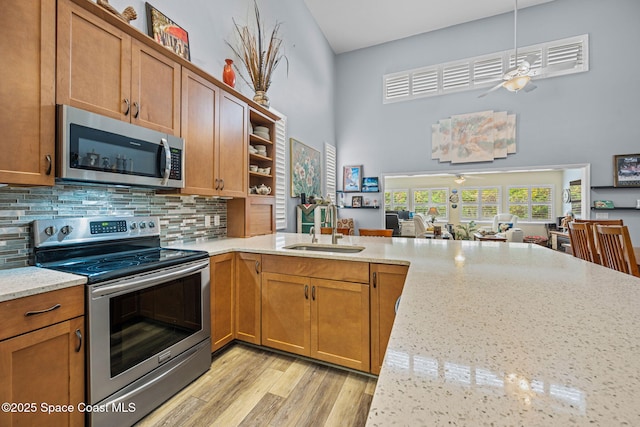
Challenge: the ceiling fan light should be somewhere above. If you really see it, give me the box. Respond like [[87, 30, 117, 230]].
[[503, 75, 531, 92], [454, 176, 466, 184]]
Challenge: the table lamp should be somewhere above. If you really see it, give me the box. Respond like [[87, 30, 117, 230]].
[[427, 207, 439, 224]]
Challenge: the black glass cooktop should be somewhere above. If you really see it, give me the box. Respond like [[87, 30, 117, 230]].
[[35, 239, 208, 284]]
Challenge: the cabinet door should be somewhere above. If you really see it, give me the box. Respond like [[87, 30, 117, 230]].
[[0, 0, 55, 185], [310, 278, 370, 371], [235, 253, 262, 344], [57, 0, 131, 121], [210, 253, 235, 352], [180, 69, 218, 195], [370, 264, 408, 375], [261, 272, 310, 356], [0, 317, 84, 427], [218, 92, 248, 198], [131, 39, 181, 135]]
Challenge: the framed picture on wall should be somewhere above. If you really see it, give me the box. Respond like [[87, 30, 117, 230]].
[[352, 196, 363, 208], [146, 3, 191, 61], [613, 154, 640, 187], [343, 165, 362, 192], [290, 138, 322, 197]]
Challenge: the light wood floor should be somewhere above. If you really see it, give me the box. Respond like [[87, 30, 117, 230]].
[[135, 344, 377, 427]]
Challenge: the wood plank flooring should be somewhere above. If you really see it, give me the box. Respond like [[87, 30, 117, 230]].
[[135, 344, 377, 427]]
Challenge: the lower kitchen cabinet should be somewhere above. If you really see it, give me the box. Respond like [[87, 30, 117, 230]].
[[0, 285, 85, 427], [210, 253, 235, 352], [370, 263, 409, 375], [262, 272, 370, 372], [235, 253, 262, 344]]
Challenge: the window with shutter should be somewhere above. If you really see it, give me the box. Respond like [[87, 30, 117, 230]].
[[324, 143, 336, 204], [271, 109, 287, 230]]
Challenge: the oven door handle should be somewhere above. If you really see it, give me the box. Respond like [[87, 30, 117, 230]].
[[91, 260, 209, 298]]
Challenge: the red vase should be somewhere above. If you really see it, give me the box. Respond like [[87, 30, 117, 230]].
[[223, 59, 236, 88]]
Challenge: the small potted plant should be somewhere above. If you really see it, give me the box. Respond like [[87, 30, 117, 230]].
[[455, 221, 478, 240]]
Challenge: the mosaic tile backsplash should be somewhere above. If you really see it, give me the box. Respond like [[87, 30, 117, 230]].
[[0, 183, 227, 270]]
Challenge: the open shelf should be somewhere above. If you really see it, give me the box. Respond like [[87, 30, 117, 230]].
[[338, 206, 380, 209], [591, 207, 640, 211], [591, 186, 640, 189]]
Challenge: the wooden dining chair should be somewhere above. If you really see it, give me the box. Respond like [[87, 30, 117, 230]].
[[359, 228, 393, 237], [594, 225, 640, 277], [568, 222, 599, 264], [320, 227, 350, 235], [574, 219, 623, 263]]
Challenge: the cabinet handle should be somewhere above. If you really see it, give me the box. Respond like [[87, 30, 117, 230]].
[[133, 101, 140, 119], [45, 154, 52, 175], [304, 285, 309, 299], [123, 98, 130, 116], [75, 329, 82, 352], [220, 179, 225, 190], [312, 286, 316, 301], [24, 303, 61, 317], [214, 178, 219, 190], [373, 272, 377, 288], [255, 260, 260, 275]]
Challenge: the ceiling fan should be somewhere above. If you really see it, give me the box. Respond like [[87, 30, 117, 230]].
[[478, 0, 574, 98], [453, 174, 484, 184]]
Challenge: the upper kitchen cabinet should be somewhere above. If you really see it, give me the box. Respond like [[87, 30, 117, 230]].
[[56, 0, 181, 136], [0, 0, 56, 185], [218, 92, 248, 198], [179, 70, 247, 198]]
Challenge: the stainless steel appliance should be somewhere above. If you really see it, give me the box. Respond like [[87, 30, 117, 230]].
[[32, 216, 210, 427], [57, 105, 185, 188]]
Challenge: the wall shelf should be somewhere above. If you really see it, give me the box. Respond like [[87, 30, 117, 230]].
[[591, 207, 640, 211], [338, 206, 380, 209], [591, 186, 640, 190]]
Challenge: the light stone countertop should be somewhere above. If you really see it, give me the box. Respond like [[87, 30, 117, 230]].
[[0, 267, 87, 302], [3, 232, 640, 425]]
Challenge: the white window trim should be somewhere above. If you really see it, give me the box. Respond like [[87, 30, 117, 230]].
[[270, 108, 287, 230], [506, 184, 555, 222], [459, 186, 502, 222], [412, 187, 449, 221]]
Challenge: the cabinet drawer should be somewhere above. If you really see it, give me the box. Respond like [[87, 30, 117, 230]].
[[0, 286, 84, 341], [262, 255, 369, 283]]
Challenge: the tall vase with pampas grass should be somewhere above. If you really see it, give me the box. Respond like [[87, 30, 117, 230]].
[[227, 1, 287, 108]]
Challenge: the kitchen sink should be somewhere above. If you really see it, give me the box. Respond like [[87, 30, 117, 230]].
[[283, 243, 365, 253]]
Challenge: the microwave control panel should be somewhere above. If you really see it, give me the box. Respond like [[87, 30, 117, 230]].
[[169, 148, 182, 180]]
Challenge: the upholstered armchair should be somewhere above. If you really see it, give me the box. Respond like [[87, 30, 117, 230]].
[[336, 217, 355, 235]]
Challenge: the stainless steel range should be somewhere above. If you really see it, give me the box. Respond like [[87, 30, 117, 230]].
[[32, 216, 211, 427]]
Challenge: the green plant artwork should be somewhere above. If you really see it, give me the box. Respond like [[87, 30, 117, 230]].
[[456, 220, 478, 240]]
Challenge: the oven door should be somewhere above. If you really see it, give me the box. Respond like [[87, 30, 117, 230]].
[[86, 258, 210, 405]]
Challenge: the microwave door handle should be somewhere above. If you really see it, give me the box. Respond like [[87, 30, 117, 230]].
[[160, 138, 171, 185]]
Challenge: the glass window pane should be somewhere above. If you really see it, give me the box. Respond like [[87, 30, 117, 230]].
[[461, 189, 478, 203], [384, 192, 391, 207], [413, 190, 429, 203], [509, 205, 528, 218], [531, 187, 551, 202], [532, 205, 551, 220], [509, 188, 528, 203], [461, 206, 478, 218], [432, 190, 447, 203], [481, 205, 498, 218], [394, 191, 408, 205], [415, 206, 428, 215], [481, 188, 499, 203]]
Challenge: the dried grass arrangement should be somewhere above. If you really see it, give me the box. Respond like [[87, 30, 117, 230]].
[[227, 1, 287, 107]]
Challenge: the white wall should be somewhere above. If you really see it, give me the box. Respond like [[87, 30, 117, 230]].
[[108, 0, 336, 231], [334, 0, 640, 239]]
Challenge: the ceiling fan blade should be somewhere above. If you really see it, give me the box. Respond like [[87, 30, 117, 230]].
[[523, 83, 537, 93], [478, 81, 505, 98]]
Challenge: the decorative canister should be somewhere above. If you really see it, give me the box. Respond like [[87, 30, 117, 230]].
[[222, 59, 236, 88]]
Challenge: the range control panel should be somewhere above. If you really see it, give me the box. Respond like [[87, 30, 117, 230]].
[[32, 216, 160, 248]]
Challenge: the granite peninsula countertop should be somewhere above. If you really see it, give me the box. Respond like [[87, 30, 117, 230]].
[[3, 232, 640, 425], [0, 267, 86, 302]]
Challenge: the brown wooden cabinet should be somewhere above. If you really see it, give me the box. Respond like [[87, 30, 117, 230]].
[[210, 253, 235, 352], [218, 92, 248, 198], [235, 253, 262, 344], [0, 0, 56, 185], [0, 286, 84, 427], [261, 256, 370, 372], [370, 263, 408, 375], [57, 0, 180, 135], [227, 196, 276, 237]]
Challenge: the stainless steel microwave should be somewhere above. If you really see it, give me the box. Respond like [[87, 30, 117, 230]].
[[57, 105, 185, 188]]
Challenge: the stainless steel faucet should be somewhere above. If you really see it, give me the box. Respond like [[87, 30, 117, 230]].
[[309, 226, 318, 244], [328, 203, 343, 245]]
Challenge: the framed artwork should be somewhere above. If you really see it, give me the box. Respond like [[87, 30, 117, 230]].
[[352, 196, 363, 208], [145, 3, 191, 61], [290, 138, 322, 197], [361, 177, 379, 192], [343, 165, 362, 192], [613, 154, 640, 187]]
